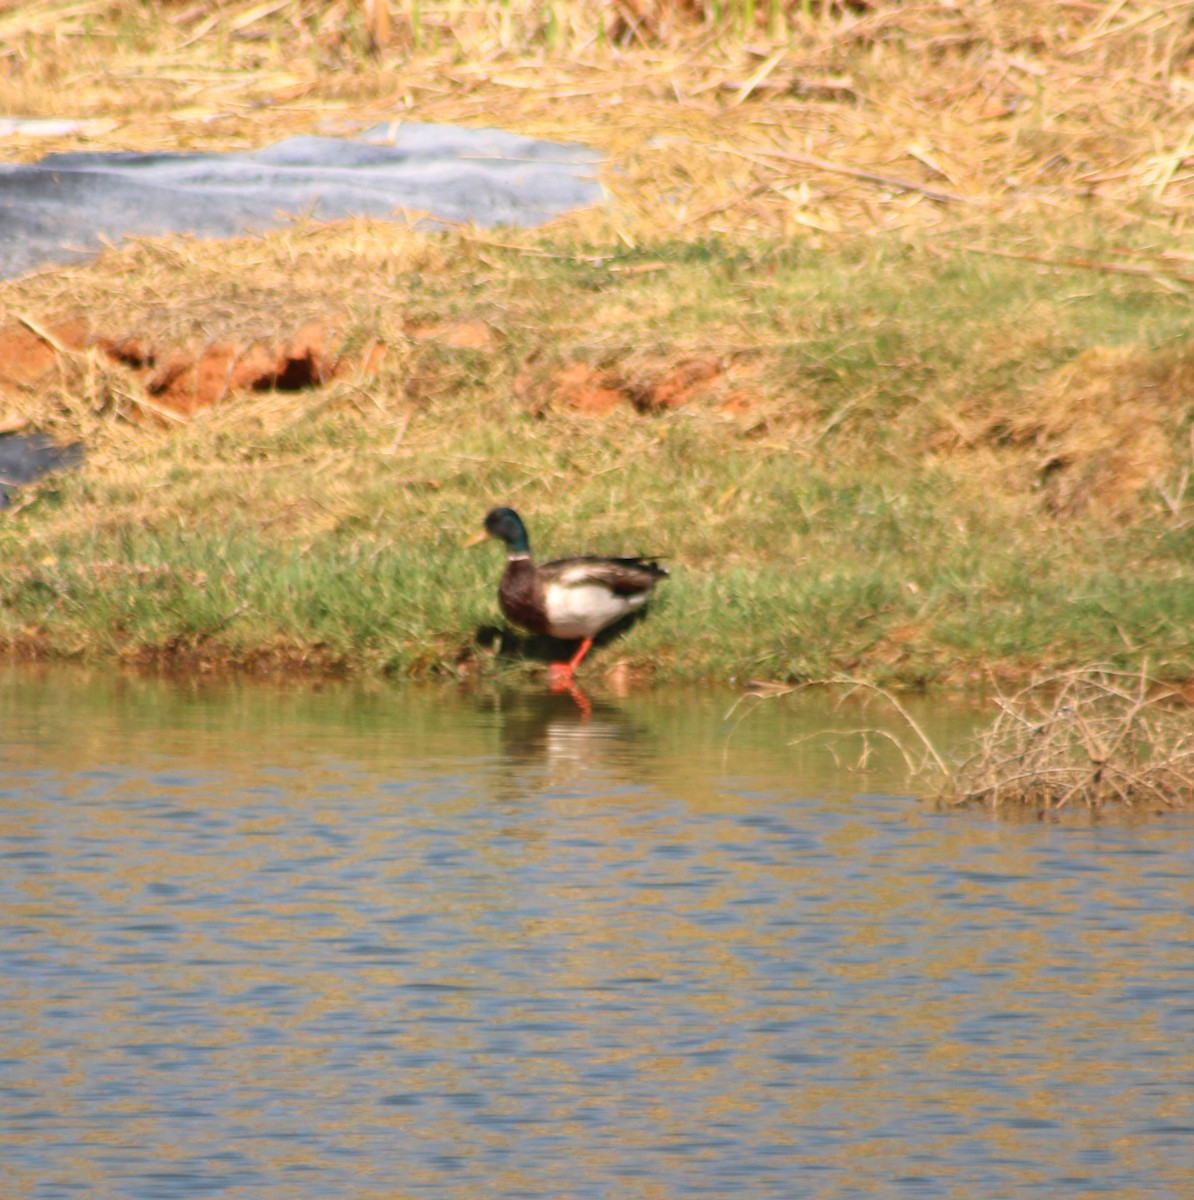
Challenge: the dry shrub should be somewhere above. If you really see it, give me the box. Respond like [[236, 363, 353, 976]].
[[947, 666, 1194, 811]]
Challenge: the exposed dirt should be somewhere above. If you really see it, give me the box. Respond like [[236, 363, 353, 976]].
[[0, 314, 384, 416], [542, 362, 626, 415], [520, 353, 729, 416], [0, 319, 90, 389], [0, 313, 509, 420], [102, 318, 364, 416], [1, 309, 736, 429], [626, 354, 724, 411]]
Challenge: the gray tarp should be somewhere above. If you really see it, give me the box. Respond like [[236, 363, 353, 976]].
[[0, 435, 83, 508], [0, 121, 603, 280]]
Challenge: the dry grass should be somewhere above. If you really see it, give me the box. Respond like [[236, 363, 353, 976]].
[[946, 665, 1194, 811], [944, 342, 1194, 517], [3, 2, 1194, 256]]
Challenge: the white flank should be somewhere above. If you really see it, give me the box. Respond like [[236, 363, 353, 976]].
[[543, 581, 647, 640]]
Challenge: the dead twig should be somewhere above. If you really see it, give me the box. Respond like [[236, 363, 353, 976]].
[[706, 142, 970, 205], [826, 675, 950, 776], [16, 313, 84, 358], [954, 243, 1194, 284]]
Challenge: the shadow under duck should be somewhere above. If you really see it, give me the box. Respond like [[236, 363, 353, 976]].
[[470, 507, 668, 682]]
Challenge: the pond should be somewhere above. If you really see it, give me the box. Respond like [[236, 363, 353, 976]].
[[1, 667, 1192, 1199]]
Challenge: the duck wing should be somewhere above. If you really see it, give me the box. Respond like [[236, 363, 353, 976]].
[[538, 555, 668, 596]]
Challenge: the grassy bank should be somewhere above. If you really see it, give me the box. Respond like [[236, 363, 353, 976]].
[[3, 228, 1193, 685], [2, 2, 1194, 687]]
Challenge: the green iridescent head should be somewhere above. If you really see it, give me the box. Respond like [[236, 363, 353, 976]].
[[482, 507, 531, 554]]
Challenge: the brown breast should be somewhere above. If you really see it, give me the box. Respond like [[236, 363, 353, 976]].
[[498, 557, 550, 635]]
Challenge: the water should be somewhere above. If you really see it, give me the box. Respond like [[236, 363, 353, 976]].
[[1, 668, 1192, 1199]]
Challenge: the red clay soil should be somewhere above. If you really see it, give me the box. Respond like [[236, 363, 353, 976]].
[[102, 319, 361, 416], [546, 362, 626, 415], [0, 319, 90, 387], [0, 314, 512, 418], [0, 315, 382, 416], [2, 311, 737, 423], [628, 354, 723, 411], [524, 353, 728, 416]]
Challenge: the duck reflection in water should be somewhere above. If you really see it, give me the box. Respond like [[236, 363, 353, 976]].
[[486, 687, 652, 799]]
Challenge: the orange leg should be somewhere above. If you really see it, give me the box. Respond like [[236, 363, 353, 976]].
[[568, 637, 595, 671], [546, 637, 594, 685]]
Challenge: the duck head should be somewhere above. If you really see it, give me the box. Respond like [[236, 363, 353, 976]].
[[466, 506, 531, 555]]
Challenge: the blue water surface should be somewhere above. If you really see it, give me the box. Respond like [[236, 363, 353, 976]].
[[1, 671, 1191, 1199]]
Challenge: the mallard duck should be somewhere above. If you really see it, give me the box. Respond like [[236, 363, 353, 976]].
[[469, 507, 668, 681]]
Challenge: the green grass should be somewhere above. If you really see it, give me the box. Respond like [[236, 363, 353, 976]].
[[2, 228, 1193, 686]]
